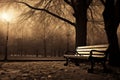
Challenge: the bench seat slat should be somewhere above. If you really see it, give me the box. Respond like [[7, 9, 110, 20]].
[[77, 52, 105, 55], [77, 44, 108, 49], [76, 48, 106, 51], [77, 48, 106, 52]]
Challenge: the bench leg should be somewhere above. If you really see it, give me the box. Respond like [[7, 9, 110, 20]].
[[101, 61, 108, 73], [74, 59, 80, 66], [64, 58, 69, 66], [64, 58, 80, 66], [88, 60, 95, 73]]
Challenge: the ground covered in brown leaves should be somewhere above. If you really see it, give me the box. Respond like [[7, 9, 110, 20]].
[[0, 61, 120, 80]]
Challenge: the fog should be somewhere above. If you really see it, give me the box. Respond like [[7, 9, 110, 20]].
[[0, 0, 119, 58]]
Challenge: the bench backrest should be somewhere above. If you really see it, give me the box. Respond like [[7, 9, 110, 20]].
[[76, 44, 108, 55]]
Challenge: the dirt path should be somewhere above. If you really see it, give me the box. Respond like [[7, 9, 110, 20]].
[[0, 61, 120, 80]]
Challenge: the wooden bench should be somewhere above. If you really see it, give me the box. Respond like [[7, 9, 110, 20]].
[[64, 44, 109, 73]]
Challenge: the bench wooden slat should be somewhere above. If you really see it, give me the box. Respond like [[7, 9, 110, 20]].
[[77, 48, 107, 52], [77, 44, 108, 49], [91, 55, 105, 58], [77, 52, 90, 54], [77, 52, 106, 55]]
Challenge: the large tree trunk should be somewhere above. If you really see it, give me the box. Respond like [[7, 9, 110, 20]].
[[74, 0, 88, 47], [103, 0, 120, 66], [75, 12, 87, 47], [104, 20, 120, 66], [64, 0, 92, 48]]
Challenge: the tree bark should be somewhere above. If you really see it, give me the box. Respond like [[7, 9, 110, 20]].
[[103, 0, 120, 66], [75, 10, 87, 47], [73, 0, 88, 47]]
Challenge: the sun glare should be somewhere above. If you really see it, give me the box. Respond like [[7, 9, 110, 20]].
[[1, 12, 11, 22], [0, 8, 17, 23]]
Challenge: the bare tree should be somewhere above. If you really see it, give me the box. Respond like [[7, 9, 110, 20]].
[[17, 0, 120, 66], [0, 0, 101, 56], [2, 0, 120, 66], [101, 0, 120, 66], [11, 0, 92, 48]]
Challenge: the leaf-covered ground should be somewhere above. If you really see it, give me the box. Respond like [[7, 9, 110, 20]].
[[0, 61, 120, 80]]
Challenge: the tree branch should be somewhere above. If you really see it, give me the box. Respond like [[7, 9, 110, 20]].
[[16, 1, 75, 26]]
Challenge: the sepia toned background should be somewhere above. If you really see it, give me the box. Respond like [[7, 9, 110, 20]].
[[0, 0, 119, 58]]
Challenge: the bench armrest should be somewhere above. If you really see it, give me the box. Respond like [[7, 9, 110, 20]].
[[90, 50, 106, 56]]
